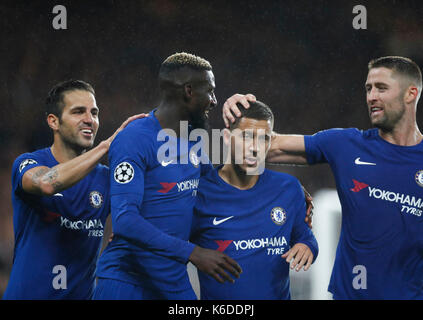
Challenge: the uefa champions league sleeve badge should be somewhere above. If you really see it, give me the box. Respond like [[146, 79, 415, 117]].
[[19, 159, 38, 172], [114, 162, 135, 184]]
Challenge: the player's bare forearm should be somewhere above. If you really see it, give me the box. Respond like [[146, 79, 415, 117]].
[[266, 134, 308, 165], [23, 142, 109, 196], [22, 114, 147, 196]]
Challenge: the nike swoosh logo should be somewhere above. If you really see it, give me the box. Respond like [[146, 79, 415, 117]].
[[161, 160, 173, 167], [354, 157, 376, 166], [53, 193, 64, 197], [213, 216, 234, 226]]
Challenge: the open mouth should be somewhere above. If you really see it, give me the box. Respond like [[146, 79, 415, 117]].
[[80, 128, 94, 138], [370, 106, 383, 116]]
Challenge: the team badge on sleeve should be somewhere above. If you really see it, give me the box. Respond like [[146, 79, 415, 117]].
[[415, 170, 423, 187], [114, 162, 134, 184], [271, 207, 286, 225], [89, 191, 103, 208], [19, 159, 38, 172]]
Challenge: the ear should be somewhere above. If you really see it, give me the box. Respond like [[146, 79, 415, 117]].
[[404, 86, 419, 104], [222, 128, 232, 147], [47, 114, 60, 131], [183, 83, 193, 99]]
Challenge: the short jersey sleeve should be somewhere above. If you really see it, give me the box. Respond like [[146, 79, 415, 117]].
[[304, 128, 356, 165], [109, 126, 153, 198], [12, 153, 45, 194]]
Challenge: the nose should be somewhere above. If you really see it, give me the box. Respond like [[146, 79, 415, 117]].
[[210, 93, 217, 108], [83, 111, 94, 125], [249, 135, 259, 156], [367, 87, 379, 103]]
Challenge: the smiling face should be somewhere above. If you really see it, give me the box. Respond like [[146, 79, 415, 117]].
[[53, 89, 99, 151], [365, 67, 406, 132], [225, 117, 273, 174], [188, 70, 217, 129]]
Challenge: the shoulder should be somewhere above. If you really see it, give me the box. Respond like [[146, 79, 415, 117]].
[[312, 127, 363, 138], [13, 148, 50, 172], [199, 166, 218, 185], [115, 117, 158, 142], [93, 163, 110, 176], [306, 127, 370, 147], [110, 117, 159, 157], [264, 169, 302, 189]]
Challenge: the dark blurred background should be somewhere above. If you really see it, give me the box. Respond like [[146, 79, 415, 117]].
[[1, 0, 422, 297]]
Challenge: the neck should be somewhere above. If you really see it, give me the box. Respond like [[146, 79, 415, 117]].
[[218, 164, 259, 190], [378, 113, 423, 146], [50, 137, 85, 163], [155, 101, 189, 134]]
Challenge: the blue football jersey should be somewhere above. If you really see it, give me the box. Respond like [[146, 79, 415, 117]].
[[4, 147, 110, 299], [190, 166, 318, 300], [305, 128, 423, 299], [96, 110, 212, 293]]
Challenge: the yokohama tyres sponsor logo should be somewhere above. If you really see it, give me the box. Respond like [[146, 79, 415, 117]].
[[368, 186, 423, 208], [60, 217, 104, 230], [233, 237, 288, 250], [158, 179, 199, 193], [215, 237, 288, 255], [351, 179, 423, 217], [177, 179, 199, 192]]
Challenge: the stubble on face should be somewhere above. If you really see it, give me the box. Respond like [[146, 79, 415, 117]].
[[57, 90, 99, 152], [366, 68, 407, 132]]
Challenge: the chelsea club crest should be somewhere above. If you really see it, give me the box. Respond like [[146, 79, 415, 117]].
[[89, 191, 103, 209], [415, 170, 423, 187], [271, 207, 286, 225]]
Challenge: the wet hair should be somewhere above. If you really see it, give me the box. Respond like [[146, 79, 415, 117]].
[[230, 100, 274, 130], [45, 79, 95, 118], [368, 56, 422, 90]]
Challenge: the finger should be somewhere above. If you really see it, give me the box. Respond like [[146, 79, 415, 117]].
[[119, 114, 144, 130], [304, 254, 313, 271], [227, 99, 242, 117], [284, 247, 298, 264], [215, 266, 235, 284], [295, 251, 310, 272], [290, 248, 305, 270], [210, 270, 225, 284], [245, 94, 256, 102], [237, 96, 252, 110], [222, 106, 234, 126], [223, 105, 236, 124], [223, 255, 242, 275], [220, 262, 240, 279], [223, 110, 229, 127], [305, 216, 313, 229]]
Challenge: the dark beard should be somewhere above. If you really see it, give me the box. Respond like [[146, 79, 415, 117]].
[[189, 112, 210, 130]]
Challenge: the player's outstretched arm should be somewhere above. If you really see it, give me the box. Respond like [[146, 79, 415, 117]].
[[189, 246, 242, 284], [222, 94, 308, 164], [282, 243, 314, 272], [21, 113, 147, 196]]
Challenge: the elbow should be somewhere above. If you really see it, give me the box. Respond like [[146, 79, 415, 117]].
[[111, 213, 131, 238], [39, 181, 56, 196]]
